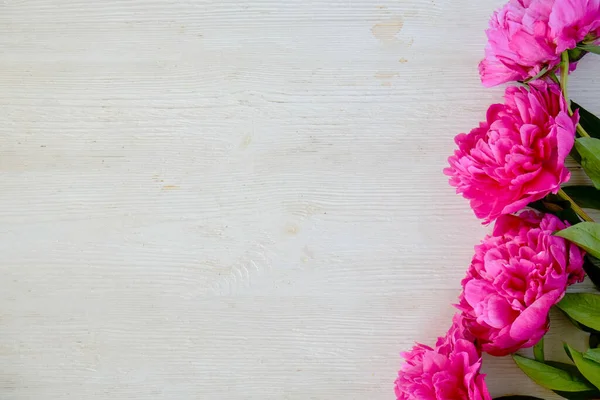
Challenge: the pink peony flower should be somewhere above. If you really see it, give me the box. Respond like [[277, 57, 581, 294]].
[[444, 82, 577, 223], [550, 0, 600, 53], [480, 0, 600, 87], [394, 314, 491, 400], [457, 211, 585, 356], [480, 0, 558, 87]]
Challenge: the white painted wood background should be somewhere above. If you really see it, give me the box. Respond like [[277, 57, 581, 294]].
[[2, 0, 600, 398]]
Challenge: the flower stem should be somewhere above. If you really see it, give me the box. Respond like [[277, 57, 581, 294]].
[[561, 51, 572, 114], [558, 188, 594, 222], [560, 51, 591, 138]]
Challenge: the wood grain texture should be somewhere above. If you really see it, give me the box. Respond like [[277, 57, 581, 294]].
[[1, 0, 599, 398]]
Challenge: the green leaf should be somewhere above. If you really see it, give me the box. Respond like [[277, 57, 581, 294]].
[[548, 360, 582, 375], [572, 102, 600, 139], [561, 186, 600, 210], [522, 66, 550, 83], [534, 338, 545, 362], [584, 348, 600, 364], [566, 343, 576, 362], [578, 44, 600, 55], [566, 344, 600, 389], [513, 354, 596, 391], [556, 222, 600, 259], [575, 138, 600, 189], [571, 102, 600, 164], [546, 360, 600, 399], [554, 389, 600, 400], [583, 255, 600, 291], [557, 293, 600, 332]]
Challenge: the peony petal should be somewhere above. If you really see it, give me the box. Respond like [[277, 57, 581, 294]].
[[509, 290, 560, 341], [486, 296, 519, 329], [464, 280, 495, 307]]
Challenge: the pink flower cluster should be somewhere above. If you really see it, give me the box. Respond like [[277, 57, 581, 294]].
[[396, 0, 596, 398], [481, 0, 600, 87], [395, 213, 584, 398]]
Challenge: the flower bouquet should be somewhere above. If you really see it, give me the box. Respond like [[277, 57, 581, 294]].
[[394, 1, 600, 399]]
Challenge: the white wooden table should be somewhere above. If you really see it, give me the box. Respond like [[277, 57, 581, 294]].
[[2, 1, 598, 398]]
